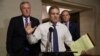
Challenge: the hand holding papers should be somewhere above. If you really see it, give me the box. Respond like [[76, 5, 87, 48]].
[[69, 34, 94, 56]]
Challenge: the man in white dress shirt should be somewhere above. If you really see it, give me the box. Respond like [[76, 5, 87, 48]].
[[25, 6, 73, 55]]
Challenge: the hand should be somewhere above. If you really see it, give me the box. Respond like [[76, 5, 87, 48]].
[[25, 23, 36, 35], [80, 51, 92, 56]]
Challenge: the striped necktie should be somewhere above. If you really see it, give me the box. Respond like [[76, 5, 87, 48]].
[[25, 18, 28, 26]]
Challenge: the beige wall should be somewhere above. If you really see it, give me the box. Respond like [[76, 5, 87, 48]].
[[0, 0, 42, 56], [95, 0, 100, 55], [80, 9, 96, 55]]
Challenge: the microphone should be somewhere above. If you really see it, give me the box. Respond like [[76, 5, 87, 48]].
[[49, 27, 54, 42], [49, 27, 54, 32]]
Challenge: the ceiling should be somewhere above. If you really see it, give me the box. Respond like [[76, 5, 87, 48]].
[[42, 0, 91, 13]]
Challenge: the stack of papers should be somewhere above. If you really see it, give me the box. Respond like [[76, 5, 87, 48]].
[[69, 34, 94, 56]]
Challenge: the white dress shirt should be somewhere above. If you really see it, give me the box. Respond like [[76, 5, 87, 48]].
[[28, 22, 73, 52]]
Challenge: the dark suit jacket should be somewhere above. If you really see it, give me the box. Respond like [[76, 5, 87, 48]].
[[69, 21, 80, 41], [63, 21, 80, 56], [6, 15, 40, 56]]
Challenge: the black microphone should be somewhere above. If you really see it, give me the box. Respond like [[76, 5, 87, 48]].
[[49, 27, 54, 42], [49, 27, 54, 32]]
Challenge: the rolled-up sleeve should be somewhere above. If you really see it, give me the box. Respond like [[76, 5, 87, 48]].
[[27, 26, 41, 44]]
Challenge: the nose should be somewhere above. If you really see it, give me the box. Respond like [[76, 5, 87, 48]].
[[54, 15, 58, 19], [26, 9, 28, 13]]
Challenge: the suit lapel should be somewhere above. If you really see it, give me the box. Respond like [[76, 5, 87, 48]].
[[69, 22, 71, 31], [30, 17, 34, 28], [20, 16, 26, 35]]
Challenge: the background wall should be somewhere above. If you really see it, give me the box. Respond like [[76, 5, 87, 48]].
[[0, 0, 42, 56], [95, 0, 100, 55], [80, 9, 95, 55]]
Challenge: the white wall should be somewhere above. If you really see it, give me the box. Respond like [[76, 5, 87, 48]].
[[0, 0, 42, 56]]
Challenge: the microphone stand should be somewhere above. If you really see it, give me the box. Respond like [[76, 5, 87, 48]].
[[46, 27, 53, 52], [48, 30, 52, 52]]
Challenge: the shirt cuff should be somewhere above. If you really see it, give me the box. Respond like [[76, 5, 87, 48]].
[[27, 34, 38, 44]]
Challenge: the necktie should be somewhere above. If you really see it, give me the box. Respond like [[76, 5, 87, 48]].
[[25, 18, 30, 51], [53, 25, 59, 52], [25, 18, 28, 26]]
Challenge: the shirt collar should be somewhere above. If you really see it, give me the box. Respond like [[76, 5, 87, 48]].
[[48, 21, 61, 26], [23, 16, 30, 20], [63, 21, 70, 25]]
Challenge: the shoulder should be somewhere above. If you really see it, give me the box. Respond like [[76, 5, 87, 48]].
[[70, 21, 78, 28], [58, 22, 69, 31], [30, 16, 40, 26], [30, 16, 39, 21], [39, 22, 49, 27], [37, 22, 50, 30], [11, 15, 22, 19], [70, 21, 77, 25], [10, 15, 22, 22], [58, 22, 66, 28], [36, 22, 49, 31]]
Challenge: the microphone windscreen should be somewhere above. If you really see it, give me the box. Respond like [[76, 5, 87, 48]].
[[49, 27, 54, 32]]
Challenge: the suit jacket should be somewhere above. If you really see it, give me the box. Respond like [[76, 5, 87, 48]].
[[6, 15, 40, 56], [69, 21, 80, 41], [63, 21, 80, 56]]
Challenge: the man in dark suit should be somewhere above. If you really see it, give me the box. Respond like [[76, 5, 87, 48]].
[[60, 10, 80, 41], [6, 1, 40, 56], [68, 21, 80, 41], [60, 10, 80, 56]]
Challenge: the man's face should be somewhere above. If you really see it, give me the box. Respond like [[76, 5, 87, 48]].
[[62, 11, 70, 22], [21, 3, 31, 17], [49, 8, 60, 24]]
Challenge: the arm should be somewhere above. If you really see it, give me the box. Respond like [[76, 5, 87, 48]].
[[26, 25, 41, 44], [6, 18, 15, 54], [71, 22, 80, 41], [74, 23, 80, 40]]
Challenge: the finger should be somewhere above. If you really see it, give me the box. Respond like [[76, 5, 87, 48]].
[[33, 26, 37, 32]]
